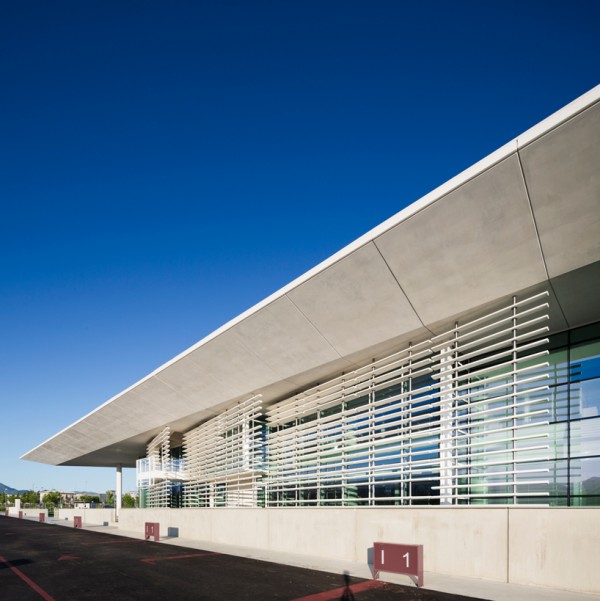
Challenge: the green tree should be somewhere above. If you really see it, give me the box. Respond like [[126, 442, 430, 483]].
[[78, 495, 100, 504], [122, 493, 136, 508], [105, 490, 115, 506], [43, 491, 61, 506], [21, 490, 40, 505]]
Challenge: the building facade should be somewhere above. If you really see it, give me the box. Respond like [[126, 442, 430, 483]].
[[23, 86, 600, 593], [136, 295, 599, 510]]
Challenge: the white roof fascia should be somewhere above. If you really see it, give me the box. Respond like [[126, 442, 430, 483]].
[[21, 84, 600, 461]]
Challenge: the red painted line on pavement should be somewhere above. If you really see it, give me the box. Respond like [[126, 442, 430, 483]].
[[140, 552, 220, 565], [0, 554, 56, 601], [289, 579, 386, 601]]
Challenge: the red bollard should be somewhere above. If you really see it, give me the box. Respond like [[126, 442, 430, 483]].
[[74, 516, 82, 528], [18, 511, 23, 519], [144, 522, 160, 541], [39, 513, 46, 523]]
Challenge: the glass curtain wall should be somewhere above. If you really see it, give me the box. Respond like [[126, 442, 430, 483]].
[[265, 299, 600, 507], [136, 295, 600, 508]]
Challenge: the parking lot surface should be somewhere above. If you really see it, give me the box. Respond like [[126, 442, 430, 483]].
[[0, 516, 484, 601]]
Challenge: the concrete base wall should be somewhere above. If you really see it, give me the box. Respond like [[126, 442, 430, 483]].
[[7, 508, 48, 519], [118, 506, 600, 594], [55, 507, 115, 525], [509, 508, 600, 593]]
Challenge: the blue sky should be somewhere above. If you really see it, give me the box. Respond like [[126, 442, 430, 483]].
[[1, 1, 598, 493]]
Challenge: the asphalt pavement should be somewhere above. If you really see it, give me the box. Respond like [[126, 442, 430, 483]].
[[0, 515, 484, 601]]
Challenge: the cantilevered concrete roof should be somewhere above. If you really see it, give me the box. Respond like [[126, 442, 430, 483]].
[[23, 86, 600, 468]]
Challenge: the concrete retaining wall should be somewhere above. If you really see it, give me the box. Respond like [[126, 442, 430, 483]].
[[118, 506, 600, 594], [508, 508, 600, 593], [55, 507, 115, 525], [7, 508, 48, 519]]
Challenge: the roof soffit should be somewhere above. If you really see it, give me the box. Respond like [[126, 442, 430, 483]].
[[21, 87, 600, 468], [519, 101, 600, 279], [374, 153, 548, 325], [286, 241, 424, 357]]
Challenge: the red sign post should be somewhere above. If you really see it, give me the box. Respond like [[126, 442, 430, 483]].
[[74, 516, 82, 528], [39, 513, 46, 523], [373, 542, 424, 587]]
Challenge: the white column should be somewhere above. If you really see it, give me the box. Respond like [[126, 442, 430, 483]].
[[116, 464, 122, 520]]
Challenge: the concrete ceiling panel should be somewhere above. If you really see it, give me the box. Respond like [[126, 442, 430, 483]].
[[375, 154, 547, 326], [519, 101, 600, 278], [154, 353, 231, 407], [234, 295, 344, 380], [287, 242, 423, 357], [186, 328, 283, 394]]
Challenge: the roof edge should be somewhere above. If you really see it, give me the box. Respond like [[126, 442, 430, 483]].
[[21, 84, 600, 463]]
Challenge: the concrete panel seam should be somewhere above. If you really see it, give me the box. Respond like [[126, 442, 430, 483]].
[[371, 240, 433, 336], [284, 293, 346, 360], [506, 507, 510, 584], [515, 149, 550, 282], [516, 150, 569, 328]]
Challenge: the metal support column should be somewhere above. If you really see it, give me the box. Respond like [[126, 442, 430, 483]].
[[116, 464, 122, 521]]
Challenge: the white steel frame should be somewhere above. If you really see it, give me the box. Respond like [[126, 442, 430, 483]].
[[182, 395, 264, 507], [137, 426, 174, 508], [136, 292, 553, 508], [265, 292, 551, 506]]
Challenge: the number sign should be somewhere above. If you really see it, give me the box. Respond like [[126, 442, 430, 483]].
[[373, 542, 424, 587]]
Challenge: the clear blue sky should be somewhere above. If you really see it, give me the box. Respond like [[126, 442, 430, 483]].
[[1, 1, 598, 493]]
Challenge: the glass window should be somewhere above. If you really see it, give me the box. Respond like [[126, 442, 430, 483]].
[[570, 340, 600, 383], [521, 347, 568, 386], [375, 380, 404, 403], [345, 395, 369, 411], [516, 459, 568, 497], [570, 456, 600, 497], [517, 383, 569, 423], [570, 378, 600, 420], [570, 322, 600, 345], [514, 422, 568, 459], [344, 483, 370, 505], [374, 481, 402, 505], [570, 418, 600, 457], [410, 476, 439, 504], [548, 330, 569, 350], [320, 404, 341, 418], [570, 496, 600, 506], [516, 496, 568, 506]]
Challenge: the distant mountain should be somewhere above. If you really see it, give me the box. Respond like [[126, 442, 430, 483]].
[[0, 484, 102, 496], [582, 476, 600, 495], [0, 482, 25, 494]]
